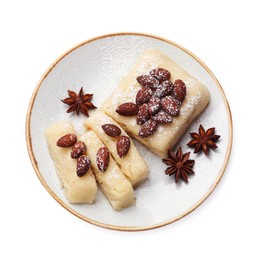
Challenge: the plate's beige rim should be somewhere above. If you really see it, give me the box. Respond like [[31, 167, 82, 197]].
[[26, 32, 233, 232]]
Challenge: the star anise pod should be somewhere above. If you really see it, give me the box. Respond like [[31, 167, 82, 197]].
[[187, 124, 220, 155], [162, 147, 195, 183], [61, 87, 96, 116]]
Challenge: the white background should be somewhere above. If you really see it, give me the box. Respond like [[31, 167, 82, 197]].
[[0, 0, 259, 259]]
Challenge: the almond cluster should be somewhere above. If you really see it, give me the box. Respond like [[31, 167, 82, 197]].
[[57, 133, 112, 175], [57, 134, 90, 177], [102, 124, 131, 158], [116, 68, 186, 138]]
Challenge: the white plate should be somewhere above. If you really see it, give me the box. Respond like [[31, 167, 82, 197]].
[[26, 33, 232, 231]]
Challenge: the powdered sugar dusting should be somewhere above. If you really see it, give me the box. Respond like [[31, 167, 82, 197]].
[[111, 81, 138, 106], [135, 54, 160, 76], [181, 93, 201, 116], [148, 97, 161, 115], [152, 111, 173, 124], [154, 81, 173, 98]]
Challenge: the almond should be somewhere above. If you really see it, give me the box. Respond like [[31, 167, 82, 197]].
[[96, 146, 110, 173], [136, 103, 149, 125], [149, 68, 171, 83], [57, 133, 77, 147], [148, 97, 161, 115], [173, 79, 186, 102], [116, 102, 139, 116], [161, 96, 180, 116], [135, 87, 152, 105], [152, 111, 173, 124], [154, 80, 174, 98], [71, 141, 87, 159], [117, 136, 131, 158], [102, 124, 121, 137], [76, 155, 91, 177], [136, 75, 159, 89], [138, 119, 158, 138]]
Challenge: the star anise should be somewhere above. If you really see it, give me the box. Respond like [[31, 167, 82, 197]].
[[187, 124, 220, 155], [162, 147, 195, 183], [61, 87, 96, 116]]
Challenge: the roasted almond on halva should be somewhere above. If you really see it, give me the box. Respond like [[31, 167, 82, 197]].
[[57, 133, 77, 147], [102, 124, 121, 137], [135, 87, 152, 105], [117, 136, 131, 158], [71, 141, 87, 159], [173, 79, 186, 103], [116, 102, 139, 116], [136, 75, 159, 89], [149, 68, 171, 83], [136, 103, 150, 125], [161, 96, 180, 116], [138, 119, 158, 138], [96, 146, 110, 173], [76, 155, 91, 177]]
